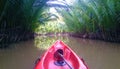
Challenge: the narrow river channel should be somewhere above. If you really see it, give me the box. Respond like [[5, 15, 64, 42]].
[[0, 36, 120, 69]]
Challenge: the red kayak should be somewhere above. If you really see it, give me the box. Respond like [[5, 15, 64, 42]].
[[34, 40, 88, 69]]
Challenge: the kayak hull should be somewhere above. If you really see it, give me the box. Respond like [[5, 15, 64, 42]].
[[34, 40, 88, 69]]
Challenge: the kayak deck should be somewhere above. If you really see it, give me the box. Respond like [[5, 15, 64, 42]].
[[35, 40, 88, 69], [43, 48, 79, 69]]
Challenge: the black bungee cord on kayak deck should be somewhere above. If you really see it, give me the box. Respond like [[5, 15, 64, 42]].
[[58, 52, 74, 69]]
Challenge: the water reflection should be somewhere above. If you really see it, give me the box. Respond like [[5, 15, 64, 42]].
[[34, 36, 69, 50]]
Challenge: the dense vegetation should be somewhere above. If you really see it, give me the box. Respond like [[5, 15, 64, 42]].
[[36, 0, 120, 42], [55, 0, 120, 42], [0, 0, 48, 47], [0, 0, 120, 48]]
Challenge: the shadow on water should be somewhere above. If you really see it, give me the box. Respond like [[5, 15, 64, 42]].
[[0, 36, 120, 69]]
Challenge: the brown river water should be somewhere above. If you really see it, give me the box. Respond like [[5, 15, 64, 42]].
[[0, 36, 120, 69]]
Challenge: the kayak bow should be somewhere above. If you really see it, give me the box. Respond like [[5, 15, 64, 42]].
[[34, 40, 88, 69]]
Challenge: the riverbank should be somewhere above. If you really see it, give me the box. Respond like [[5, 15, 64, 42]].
[[34, 32, 120, 43], [0, 28, 34, 48], [70, 32, 120, 43], [0, 31, 119, 48]]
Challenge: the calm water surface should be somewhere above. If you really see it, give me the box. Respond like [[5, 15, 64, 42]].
[[0, 36, 120, 69]]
